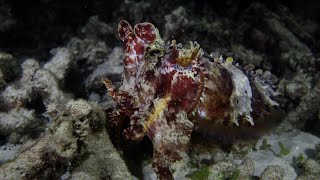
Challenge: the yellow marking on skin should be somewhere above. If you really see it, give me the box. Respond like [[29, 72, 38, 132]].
[[143, 95, 171, 131], [226, 57, 233, 65], [176, 41, 201, 67]]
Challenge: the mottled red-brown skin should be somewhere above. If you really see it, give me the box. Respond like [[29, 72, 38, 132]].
[[104, 20, 278, 179]]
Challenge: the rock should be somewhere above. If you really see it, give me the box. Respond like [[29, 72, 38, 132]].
[[0, 54, 70, 148], [208, 161, 236, 179], [296, 158, 320, 180], [231, 44, 265, 68], [275, 79, 320, 133], [316, 143, 320, 162], [260, 165, 285, 180], [238, 158, 255, 176], [0, 99, 132, 179], [164, 6, 188, 40], [302, 159, 320, 175], [0, 144, 21, 163], [1, 56, 71, 115], [248, 131, 320, 179], [85, 47, 124, 108], [0, 0, 15, 32], [0, 52, 20, 89], [80, 16, 114, 39], [44, 48, 72, 81], [0, 108, 45, 144]]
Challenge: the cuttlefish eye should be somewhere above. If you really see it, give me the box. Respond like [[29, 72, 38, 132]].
[[174, 64, 192, 71]]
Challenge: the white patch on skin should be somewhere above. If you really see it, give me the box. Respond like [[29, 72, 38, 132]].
[[154, 132, 162, 143], [160, 63, 174, 74], [128, 49, 137, 60], [198, 109, 207, 118], [222, 62, 254, 126], [233, 118, 240, 126], [136, 60, 145, 80], [119, 75, 137, 96], [253, 78, 279, 106], [151, 29, 156, 35], [246, 115, 254, 125], [204, 80, 215, 92], [136, 37, 143, 44], [172, 72, 179, 84], [182, 70, 196, 81], [125, 42, 138, 64], [160, 68, 168, 74], [124, 63, 135, 69]]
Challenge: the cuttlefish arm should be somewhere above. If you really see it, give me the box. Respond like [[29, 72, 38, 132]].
[[124, 96, 194, 180]]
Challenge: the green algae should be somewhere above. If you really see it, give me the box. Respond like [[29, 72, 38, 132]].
[[189, 166, 210, 180]]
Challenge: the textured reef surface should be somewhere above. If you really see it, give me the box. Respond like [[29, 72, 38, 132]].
[[1, 1, 320, 179]]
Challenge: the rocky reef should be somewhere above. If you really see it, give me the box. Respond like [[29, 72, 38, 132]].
[[0, 0, 320, 179], [0, 99, 131, 179]]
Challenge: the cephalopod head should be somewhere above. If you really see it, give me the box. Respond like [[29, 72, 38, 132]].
[[159, 41, 204, 113]]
